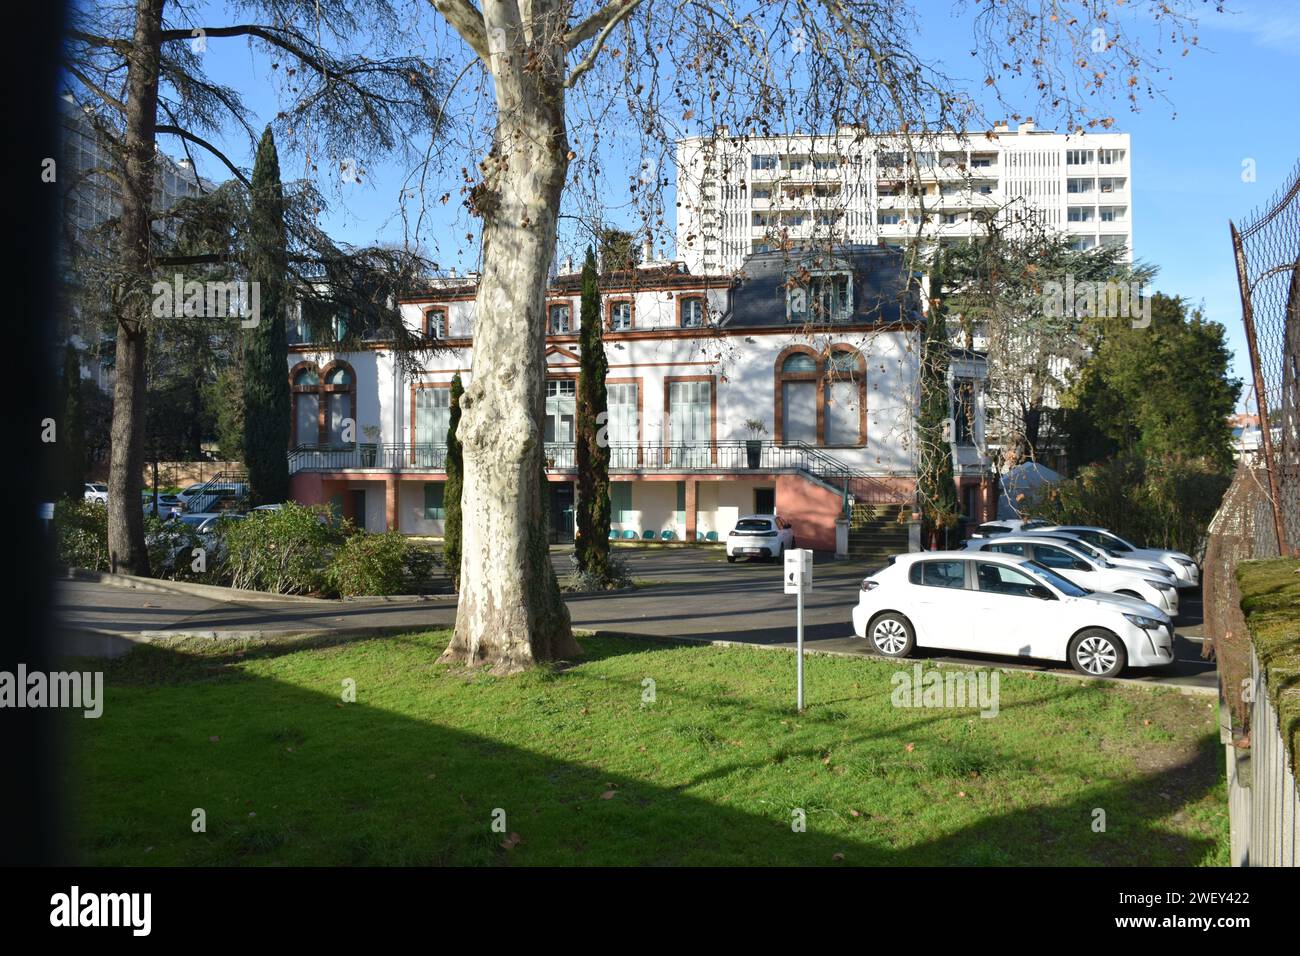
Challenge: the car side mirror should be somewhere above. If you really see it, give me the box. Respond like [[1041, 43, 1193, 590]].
[[1029, 584, 1055, 600], [1073, 562, 1092, 571]]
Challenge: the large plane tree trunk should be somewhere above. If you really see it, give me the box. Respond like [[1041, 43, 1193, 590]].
[[106, 0, 166, 575], [440, 6, 578, 672]]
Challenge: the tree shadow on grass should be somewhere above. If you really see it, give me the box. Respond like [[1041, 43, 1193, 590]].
[[66, 637, 1223, 867]]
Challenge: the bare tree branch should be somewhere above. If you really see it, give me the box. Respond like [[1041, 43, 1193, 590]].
[[429, 0, 490, 61]]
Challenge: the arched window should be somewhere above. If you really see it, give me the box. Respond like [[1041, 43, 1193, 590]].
[[320, 362, 357, 446], [775, 347, 820, 445], [289, 361, 357, 447], [824, 348, 865, 447], [774, 346, 866, 447]]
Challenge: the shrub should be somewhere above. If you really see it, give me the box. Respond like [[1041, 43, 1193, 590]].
[[326, 531, 411, 597], [223, 503, 343, 595], [143, 513, 208, 582], [561, 550, 632, 592], [53, 499, 108, 571], [1035, 454, 1230, 559]]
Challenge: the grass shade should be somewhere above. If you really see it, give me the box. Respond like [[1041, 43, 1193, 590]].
[[68, 631, 1227, 866]]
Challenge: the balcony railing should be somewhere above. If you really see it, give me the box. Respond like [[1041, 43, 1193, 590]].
[[289, 440, 913, 505]]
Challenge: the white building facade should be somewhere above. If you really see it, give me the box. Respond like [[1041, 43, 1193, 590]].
[[675, 123, 1133, 275], [286, 246, 995, 551]]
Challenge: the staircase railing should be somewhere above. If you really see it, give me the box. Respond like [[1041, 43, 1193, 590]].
[[184, 469, 250, 514]]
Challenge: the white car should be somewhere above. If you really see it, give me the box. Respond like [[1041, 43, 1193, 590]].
[[852, 551, 1175, 677], [1023, 531, 1178, 583], [1035, 525, 1200, 589], [967, 518, 1049, 539], [725, 514, 795, 562], [961, 534, 1179, 617], [83, 482, 108, 504]]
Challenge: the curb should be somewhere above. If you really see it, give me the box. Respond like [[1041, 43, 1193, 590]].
[[56, 623, 427, 657], [65, 569, 455, 605], [65, 569, 335, 604]]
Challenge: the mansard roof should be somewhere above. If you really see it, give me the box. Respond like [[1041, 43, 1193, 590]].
[[400, 244, 922, 330]]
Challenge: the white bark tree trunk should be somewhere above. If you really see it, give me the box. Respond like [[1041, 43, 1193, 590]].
[[441, 3, 580, 672]]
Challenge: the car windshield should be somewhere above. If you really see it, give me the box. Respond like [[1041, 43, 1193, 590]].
[[1022, 560, 1090, 597], [1062, 538, 1113, 567], [178, 515, 208, 527], [1099, 531, 1138, 552], [734, 519, 772, 532]]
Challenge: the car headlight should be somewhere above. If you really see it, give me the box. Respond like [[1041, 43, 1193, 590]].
[[1173, 557, 1195, 567], [860, 579, 879, 592], [1123, 613, 1163, 630], [1150, 581, 1175, 592]]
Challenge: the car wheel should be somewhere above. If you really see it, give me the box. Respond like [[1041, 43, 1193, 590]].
[[726, 554, 736, 563], [868, 612, 915, 658], [1068, 628, 1127, 678]]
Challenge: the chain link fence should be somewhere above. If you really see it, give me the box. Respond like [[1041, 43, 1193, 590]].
[[1230, 160, 1300, 557]]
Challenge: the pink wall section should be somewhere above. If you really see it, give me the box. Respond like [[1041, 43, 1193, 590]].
[[290, 472, 326, 506], [775, 474, 844, 551]]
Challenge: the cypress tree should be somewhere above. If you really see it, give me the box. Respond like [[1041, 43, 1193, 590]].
[[443, 373, 464, 589], [241, 126, 291, 505], [917, 250, 960, 547], [62, 343, 86, 499], [574, 246, 612, 581]]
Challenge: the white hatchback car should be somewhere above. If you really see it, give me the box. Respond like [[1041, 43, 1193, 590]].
[[725, 514, 795, 562], [961, 534, 1179, 617], [852, 551, 1175, 677], [83, 482, 108, 504], [1034, 525, 1200, 589]]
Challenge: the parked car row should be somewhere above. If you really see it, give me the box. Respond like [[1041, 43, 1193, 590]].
[[846, 522, 1199, 678], [853, 550, 1176, 678]]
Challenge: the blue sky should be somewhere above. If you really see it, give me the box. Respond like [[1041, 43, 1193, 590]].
[[167, 0, 1300, 397]]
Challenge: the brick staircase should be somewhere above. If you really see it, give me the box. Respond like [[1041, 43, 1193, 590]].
[[847, 503, 910, 563]]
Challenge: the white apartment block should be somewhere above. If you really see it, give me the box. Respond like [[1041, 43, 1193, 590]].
[[59, 96, 214, 387], [675, 122, 1133, 275]]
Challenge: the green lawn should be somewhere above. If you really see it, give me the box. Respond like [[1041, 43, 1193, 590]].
[[68, 631, 1227, 865]]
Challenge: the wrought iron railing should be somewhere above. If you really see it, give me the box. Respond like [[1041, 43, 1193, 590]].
[[287, 440, 913, 505]]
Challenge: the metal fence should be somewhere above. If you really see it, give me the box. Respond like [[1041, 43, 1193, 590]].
[[1202, 461, 1299, 866], [1230, 160, 1300, 557]]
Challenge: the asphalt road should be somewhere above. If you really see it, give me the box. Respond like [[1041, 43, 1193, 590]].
[[53, 546, 1214, 691]]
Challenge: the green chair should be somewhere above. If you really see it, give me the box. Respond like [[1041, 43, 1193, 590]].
[[661, 530, 675, 541], [621, 529, 637, 539], [642, 529, 655, 540], [705, 531, 719, 542], [609, 529, 619, 540], [695, 531, 705, 541]]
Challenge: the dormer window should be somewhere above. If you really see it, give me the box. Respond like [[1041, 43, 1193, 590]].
[[679, 296, 705, 328], [609, 300, 633, 331], [424, 307, 447, 339], [787, 261, 853, 324], [547, 303, 571, 334]]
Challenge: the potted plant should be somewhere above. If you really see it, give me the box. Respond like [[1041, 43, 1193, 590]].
[[360, 425, 380, 467], [744, 419, 766, 469]]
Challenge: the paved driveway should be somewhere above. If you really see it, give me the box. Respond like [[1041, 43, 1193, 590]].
[[54, 546, 1214, 691], [566, 547, 1213, 692]]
